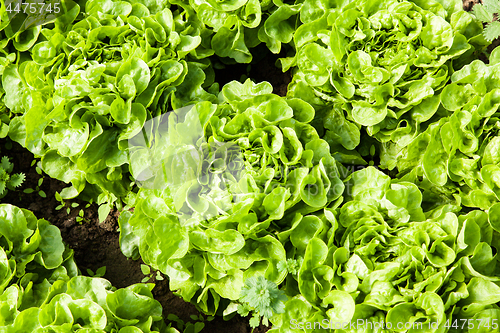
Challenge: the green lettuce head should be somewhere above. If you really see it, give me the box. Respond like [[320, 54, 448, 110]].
[[269, 167, 500, 332], [180, 0, 305, 63], [286, 0, 488, 155], [2, 0, 217, 211], [0, 203, 179, 333], [386, 55, 500, 211], [119, 79, 345, 314]]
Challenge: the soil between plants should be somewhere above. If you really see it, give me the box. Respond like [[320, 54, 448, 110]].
[[0, 2, 489, 331]]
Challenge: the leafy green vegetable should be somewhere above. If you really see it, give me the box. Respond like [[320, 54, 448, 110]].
[[0, 203, 73, 279], [2, 0, 218, 213], [268, 167, 500, 332], [285, 0, 488, 161], [184, 0, 262, 63], [180, 0, 304, 63], [0, 203, 186, 333], [384, 58, 500, 211], [119, 79, 345, 314], [2, 0, 500, 330], [1, 276, 178, 333], [0, 203, 78, 317]]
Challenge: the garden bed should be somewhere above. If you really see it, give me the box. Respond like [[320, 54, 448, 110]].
[[0, 0, 497, 331]]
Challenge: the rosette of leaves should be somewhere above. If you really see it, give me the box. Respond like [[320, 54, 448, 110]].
[[284, 0, 488, 157], [237, 275, 287, 328], [0, 204, 78, 308], [385, 53, 500, 211], [1, 276, 178, 333], [268, 167, 500, 332], [118, 79, 345, 315], [0, 0, 61, 136], [0, 156, 24, 198], [0, 203, 180, 333], [2, 0, 218, 213]]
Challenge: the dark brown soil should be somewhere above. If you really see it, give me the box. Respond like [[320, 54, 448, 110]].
[[463, 0, 480, 11], [0, 139, 269, 333], [249, 49, 292, 97], [213, 47, 292, 97], [1, 141, 146, 289]]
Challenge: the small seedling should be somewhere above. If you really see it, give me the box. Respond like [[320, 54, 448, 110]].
[[167, 313, 209, 333], [237, 276, 287, 331], [96, 192, 114, 223], [140, 264, 165, 283], [0, 156, 25, 198], [23, 160, 46, 198], [86, 266, 107, 278], [55, 192, 65, 210], [76, 209, 86, 224]]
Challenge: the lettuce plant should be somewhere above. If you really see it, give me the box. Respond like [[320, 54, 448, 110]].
[[178, 0, 304, 63], [0, 203, 183, 333], [118, 79, 346, 314], [180, 0, 268, 63], [285, 0, 488, 157], [384, 52, 500, 211], [0, 204, 78, 310], [2, 0, 500, 330], [2, 0, 218, 212], [0, 203, 73, 275], [268, 167, 500, 332], [1, 276, 177, 333]]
